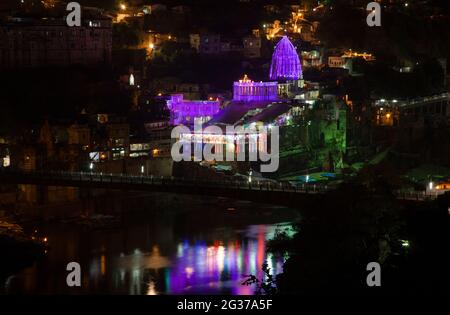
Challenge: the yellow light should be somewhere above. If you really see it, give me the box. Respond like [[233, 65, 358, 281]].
[[157, 92, 162, 96], [149, 43, 154, 49], [386, 113, 391, 119], [120, 4, 126, 10], [185, 267, 194, 278]]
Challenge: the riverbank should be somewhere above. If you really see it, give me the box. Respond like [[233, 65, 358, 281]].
[[0, 219, 47, 283], [271, 184, 450, 295]]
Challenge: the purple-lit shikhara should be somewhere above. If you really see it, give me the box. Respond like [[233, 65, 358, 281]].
[[269, 36, 302, 80]]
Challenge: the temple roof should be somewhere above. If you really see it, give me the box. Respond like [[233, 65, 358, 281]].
[[246, 103, 291, 124], [206, 101, 291, 126], [269, 36, 302, 81], [207, 101, 272, 126]]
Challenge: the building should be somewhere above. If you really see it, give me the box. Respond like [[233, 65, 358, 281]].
[[88, 115, 130, 162], [0, 9, 112, 68], [106, 122, 130, 160], [301, 49, 323, 68], [146, 127, 173, 158], [167, 34, 347, 175], [171, 83, 202, 100], [373, 93, 450, 127], [128, 121, 173, 159], [67, 124, 91, 149], [166, 94, 221, 125], [328, 56, 347, 68], [242, 35, 261, 58], [233, 75, 278, 102], [328, 50, 375, 76], [189, 34, 221, 54], [270, 36, 304, 98], [270, 36, 303, 81]]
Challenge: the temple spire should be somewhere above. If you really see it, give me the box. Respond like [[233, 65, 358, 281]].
[[269, 36, 302, 81]]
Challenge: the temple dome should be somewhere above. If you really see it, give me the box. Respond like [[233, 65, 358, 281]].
[[269, 36, 302, 81]]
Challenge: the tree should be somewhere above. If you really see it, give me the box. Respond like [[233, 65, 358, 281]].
[[113, 23, 141, 49]]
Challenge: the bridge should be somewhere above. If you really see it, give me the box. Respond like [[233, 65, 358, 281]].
[[0, 169, 328, 208], [0, 169, 436, 208]]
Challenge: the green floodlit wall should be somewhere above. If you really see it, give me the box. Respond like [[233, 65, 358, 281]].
[[277, 105, 347, 175]]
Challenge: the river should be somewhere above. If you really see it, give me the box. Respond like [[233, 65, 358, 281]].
[[3, 194, 299, 295]]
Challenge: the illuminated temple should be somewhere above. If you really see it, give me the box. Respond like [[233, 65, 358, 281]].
[[270, 36, 302, 81], [165, 35, 347, 174], [167, 36, 303, 126], [233, 75, 278, 102], [166, 94, 220, 125]]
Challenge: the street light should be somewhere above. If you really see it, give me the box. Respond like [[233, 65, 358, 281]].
[[141, 165, 145, 175], [89, 162, 94, 172]]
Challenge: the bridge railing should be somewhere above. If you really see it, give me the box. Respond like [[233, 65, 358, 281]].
[[4, 169, 441, 199], [394, 190, 439, 201], [0, 168, 330, 194]]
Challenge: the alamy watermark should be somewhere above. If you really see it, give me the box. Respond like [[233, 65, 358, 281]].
[[367, 2, 381, 27], [170, 118, 279, 173], [66, 262, 81, 287], [66, 2, 81, 27], [366, 262, 381, 287]]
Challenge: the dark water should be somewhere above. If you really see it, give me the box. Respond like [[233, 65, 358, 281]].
[[3, 196, 298, 295]]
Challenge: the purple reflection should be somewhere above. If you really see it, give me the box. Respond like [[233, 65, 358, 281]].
[[167, 224, 285, 294]]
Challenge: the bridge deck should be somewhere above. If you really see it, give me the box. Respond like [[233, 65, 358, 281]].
[[0, 169, 436, 206]]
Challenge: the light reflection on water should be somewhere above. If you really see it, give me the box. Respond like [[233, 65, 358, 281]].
[[4, 217, 293, 295], [88, 224, 289, 295]]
